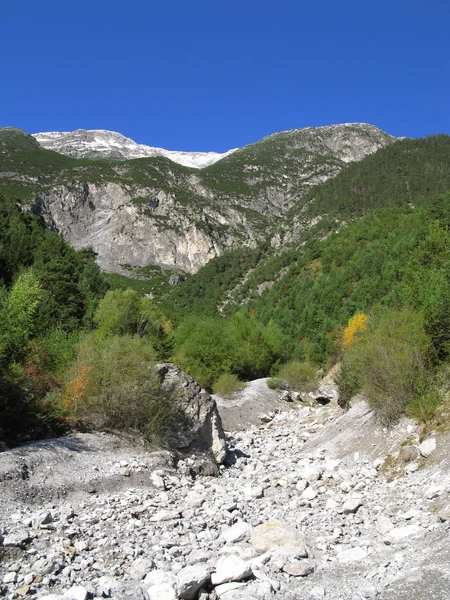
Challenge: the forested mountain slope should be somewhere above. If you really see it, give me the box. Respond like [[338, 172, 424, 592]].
[[0, 123, 393, 273]]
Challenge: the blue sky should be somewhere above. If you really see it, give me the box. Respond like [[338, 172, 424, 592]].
[[1, 0, 448, 151]]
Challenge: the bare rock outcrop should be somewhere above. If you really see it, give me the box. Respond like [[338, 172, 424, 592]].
[[155, 363, 227, 464]]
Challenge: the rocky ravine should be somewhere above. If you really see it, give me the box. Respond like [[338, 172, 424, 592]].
[[1, 383, 449, 600]]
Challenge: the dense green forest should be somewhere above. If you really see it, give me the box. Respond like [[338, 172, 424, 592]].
[[2, 134, 450, 447]]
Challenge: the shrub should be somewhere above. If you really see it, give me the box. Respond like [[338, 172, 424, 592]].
[[406, 388, 443, 426], [339, 308, 431, 424], [277, 361, 318, 391], [267, 377, 283, 390], [67, 335, 177, 441], [342, 313, 369, 349], [213, 373, 246, 397]]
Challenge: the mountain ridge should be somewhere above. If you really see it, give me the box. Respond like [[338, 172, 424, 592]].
[[1, 122, 396, 273], [33, 128, 237, 168]]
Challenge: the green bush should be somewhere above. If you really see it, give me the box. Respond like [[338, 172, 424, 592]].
[[69, 335, 177, 441], [277, 361, 318, 391], [267, 377, 283, 390], [406, 389, 443, 425], [338, 308, 431, 424], [213, 373, 246, 397]]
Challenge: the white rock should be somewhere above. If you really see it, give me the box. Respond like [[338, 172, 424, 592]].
[[211, 554, 253, 585], [147, 583, 177, 600], [376, 514, 394, 535], [251, 521, 307, 556], [150, 509, 180, 522], [337, 546, 368, 563], [342, 498, 363, 514], [296, 480, 308, 493], [177, 565, 210, 599], [301, 486, 318, 501], [419, 437, 436, 457], [3, 572, 17, 584], [425, 485, 445, 499], [62, 586, 89, 600], [384, 525, 422, 544], [214, 581, 248, 597], [144, 571, 177, 587], [220, 521, 252, 544], [323, 459, 340, 472]]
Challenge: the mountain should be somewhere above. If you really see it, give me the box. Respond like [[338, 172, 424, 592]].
[[0, 123, 395, 274], [33, 129, 237, 168]]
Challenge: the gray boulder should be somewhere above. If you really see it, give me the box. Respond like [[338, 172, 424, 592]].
[[155, 363, 227, 464]]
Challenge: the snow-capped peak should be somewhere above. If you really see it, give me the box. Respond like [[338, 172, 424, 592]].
[[32, 129, 237, 169]]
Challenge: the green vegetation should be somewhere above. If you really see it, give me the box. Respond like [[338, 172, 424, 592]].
[[276, 361, 319, 392], [213, 373, 246, 398], [2, 130, 450, 445], [66, 335, 177, 441]]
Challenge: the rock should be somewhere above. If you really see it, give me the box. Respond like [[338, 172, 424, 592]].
[[376, 514, 394, 535], [32, 510, 53, 529], [301, 486, 318, 501], [144, 571, 177, 588], [150, 509, 180, 522], [2, 531, 32, 547], [62, 586, 89, 600], [155, 363, 227, 464], [419, 437, 436, 457], [220, 521, 252, 544], [425, 485, 445, 499], [32, 557, 58, 576], [438, 504, 450, 522], [337, 546, 368, 563], [111, 582, 150, 599], [214, 582, 248, 598], [177, 565, 210, 599], [384, 525, 422, 544], [342, 497, 363, 514], [399, 445, 419, 464], [251, 521, 307, 556], [147, 583, 177, 600], [3, 572, 17, 584], [279, 391, 293, 402], [130, 557, 154, 580], [283, 560, 314, 577], [211, 555, 253, 585]]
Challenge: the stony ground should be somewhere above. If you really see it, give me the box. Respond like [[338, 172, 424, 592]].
[[1, 388, 450, 600]]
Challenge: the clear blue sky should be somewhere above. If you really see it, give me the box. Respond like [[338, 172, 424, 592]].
[[1, 0, 448, 151]]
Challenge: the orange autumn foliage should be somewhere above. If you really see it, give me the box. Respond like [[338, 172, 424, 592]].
[[342, 313, 369, 349], [62, 362, 96, 415]]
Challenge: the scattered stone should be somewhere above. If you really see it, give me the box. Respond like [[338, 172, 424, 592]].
[[419, 437, 436, 458], [283, 560, 314, 577], [251, 521, 307, 556], [342, 497, 363, 514], [384, 525, 422, 544], [177, 565, 210, 599], [220, 521, 252, 544], [211, 554, 252, 585], [337, 546, 368, 563]]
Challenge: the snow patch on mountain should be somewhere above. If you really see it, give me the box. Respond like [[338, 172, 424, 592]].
[[33, 129, 237, 169]]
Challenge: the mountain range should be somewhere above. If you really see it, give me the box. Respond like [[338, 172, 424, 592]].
[[0, 123, 395, 274]]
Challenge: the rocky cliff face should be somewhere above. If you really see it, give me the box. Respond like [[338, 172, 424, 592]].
[[1, 124, 396, 274]]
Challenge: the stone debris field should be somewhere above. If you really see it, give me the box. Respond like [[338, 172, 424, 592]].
[[1, 391, 450, 600]]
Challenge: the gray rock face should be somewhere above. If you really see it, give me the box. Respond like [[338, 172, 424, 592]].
[[155, 363, 227, 464], [22, 123, 396, 274]]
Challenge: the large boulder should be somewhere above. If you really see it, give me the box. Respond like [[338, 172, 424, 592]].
[[155, 363, 227, 464]]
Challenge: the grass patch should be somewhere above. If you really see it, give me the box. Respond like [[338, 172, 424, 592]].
[[277, 361, 318, 391], [213, 373, 246, 398]]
